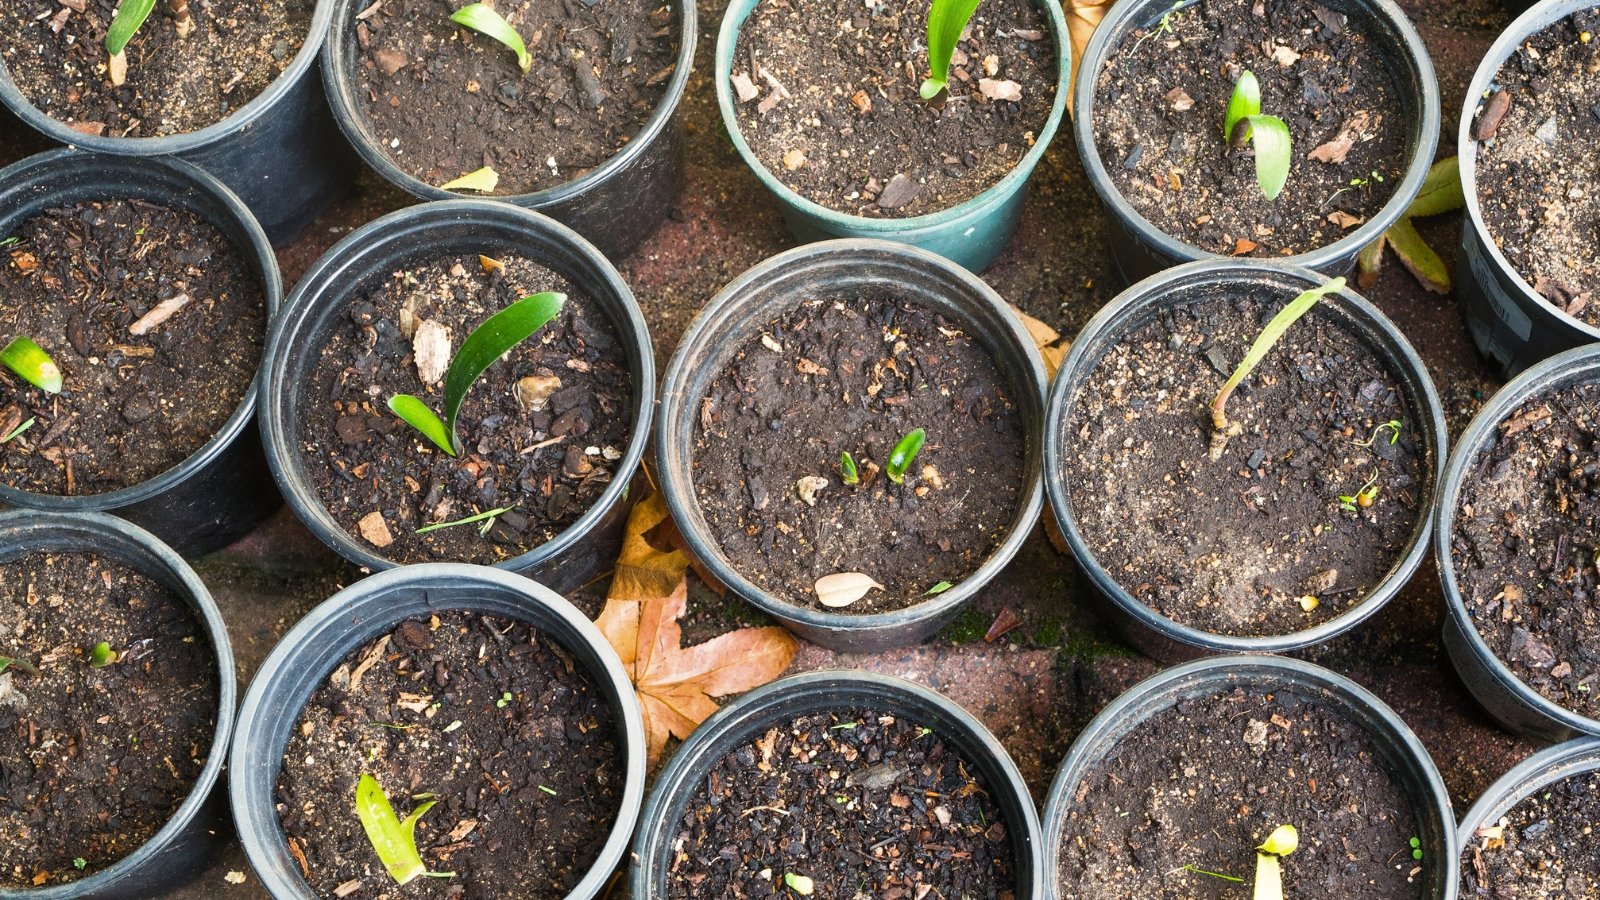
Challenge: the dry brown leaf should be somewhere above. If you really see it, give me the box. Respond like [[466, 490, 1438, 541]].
[[607, 492, 693, 602], [1232, 238, 1259, 255], [1308, 110, 1374, 164], [1008, 304, 1070, 380], [1327, 210, 1363, 229], [978, 78, 1023, 102], [815, 572, 884, 608]]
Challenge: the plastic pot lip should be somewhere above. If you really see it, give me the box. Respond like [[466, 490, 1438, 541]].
[[1072, 0, 1440, 271], [1040, 654, 1460, 898], [655, 238, 1047, 636], [630, 669, 1044, 899], [228, 562, 647, 900], [0, 0, 333, 155], [0, 510, 236, 900], [0, 148, 283, 516], [256, 198, 654, 575], [1433, 344, 1600, 737], [319, 0, 696, 207], [1455, 737, 1600, 847], [712, 0, 1071, 235], [1043, 257, 1448, 655], [1456, 0, 1600, 342]]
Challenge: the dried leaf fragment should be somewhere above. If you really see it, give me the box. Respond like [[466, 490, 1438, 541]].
[[731, 71, 759, 102], [814, 572, 884, 608], [128, 293, 193, 336], [978, 78, 1023, 102], [413, 320, 452, 385], [357, 512, 393, 548]]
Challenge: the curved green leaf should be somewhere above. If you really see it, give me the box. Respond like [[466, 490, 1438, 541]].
[[1, 336, 63, 394], [388, 394, 456, 456], [885, 428, 926, 484], [1402, 157, 1464, 219], [106, 0, 158, 55], [355, 774, 455, 885], [1225, 70, 1262, 142], [922, 0, 982, 98], [1212, 278, 1345, 423], [442, 292, 566, 450], [450, 3, 531, 73], [1242, 114, 1292, 200]]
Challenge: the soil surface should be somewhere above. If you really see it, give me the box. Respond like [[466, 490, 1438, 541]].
[[0, 550, 219, 888], [1092, 0, 1407, 257], [1064, 290, 1428, 637], [665, 707, 1016, 899], [1450, 380, 1600, 720], [693, 295, 1027, 613], [730, 0, 1057, 217], [277, 610, 624, 899], [0, 0, 312, 137], [0, 199, 267, 496], [352, 0, 678, 196], [1461, 768, 1600, 898], [301, 251, 634, 566], [1470, 9, 1600, 327], [1058, 685, 1426, 898]]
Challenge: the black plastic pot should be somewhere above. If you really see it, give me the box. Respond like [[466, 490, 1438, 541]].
[[0, 1, 358, 247], [1454, 0, 1600, 378], [1044, 258, 1447, 661], [229, 563, 646, 900], [320, 0, 695, 262], [1456, 737, 1600, 871], [1435, 344, 1600, 743], [1073, 0, 1440, 285], [630, 670, 1044, 899], [656, 239, 1047, 652], [0, 149, 283, 558], [257, 199, 653, 592], [0, 510, 236, 900], [1040, 655, 1459, 900]]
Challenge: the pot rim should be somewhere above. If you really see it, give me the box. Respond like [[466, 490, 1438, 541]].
[[1454, 737, 1600, 849]]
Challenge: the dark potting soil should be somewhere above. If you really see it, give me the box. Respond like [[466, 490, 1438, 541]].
[[353, 0, 679, 196], [729, 0, 1057, 218], [0, 199, 267, 496], [301, 251, 634, 566], [1091, 0, 1407, 257], [666, 707, 1016, 899], [1470, 9, 1600, 326], [692, 295, 1027, 613], [0, 551, 219, 888], [1063, 290, 1427, 637], [1058, 686, 1425, 899], [1461, 769, 1600, 897], [1450, 380, 1600, 720], [276, 610, 623, 899], [0, 0, 312, 137]]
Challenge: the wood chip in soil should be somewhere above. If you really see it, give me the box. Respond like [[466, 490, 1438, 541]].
[[300, 251, 634, 566], [276, 611, 623, 899], [1063, 290, 1428, 637], [1460, 769, 1600, 897], [0, 199, 267, 496], [692, 295, 1027, 613], [0, 551, 219, 888]]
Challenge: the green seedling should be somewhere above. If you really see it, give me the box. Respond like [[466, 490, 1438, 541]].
[[1225, 71, 1293, 200], [925, 580, 953, 595], [831, 721, 860, 730], [916, 727, 933, 738], [1254, 824, 1299, 900], [1209, 277, 1346, 458], [106, 0, 156, 56], [1, 337, 63, 394], [537, 785, 557, 796], [783, 872, 815, 896], [1409, 836, 1422, 861], [1, 417, 35, 445], [919, 0, 983, 99], [0, 655, 40, 677], [415, 505, 515, 535], [1131, 1, 1184, 53], [885, 428, 926, 485], [389, 292, 565, 457], [840, 451, 860, 486], [1327, 170, 1385, 206], [89, 642, 119, 669], [1169, 864, 1244, 883], [354, 773, 456, 885], [496, 691, 513, 708], [1355, 420, 1402, 447], [1338, 470, 1380, 513], [73, 858, 87, 870], [450, 3, 531, 74]]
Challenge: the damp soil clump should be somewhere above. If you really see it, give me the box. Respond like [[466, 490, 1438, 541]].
[[729, 0, 1057, 218], [1450, 380, 1600, 720], [276, 610, 624, 899], [0, 550, 219, 888], [692, 294, 1027, 614], [1091, 0, 1408, 257], [0, 198, 267, 496], [1063, 291, 1428, 636]]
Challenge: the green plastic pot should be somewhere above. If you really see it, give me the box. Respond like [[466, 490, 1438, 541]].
[[713, 0, 1070, 273]]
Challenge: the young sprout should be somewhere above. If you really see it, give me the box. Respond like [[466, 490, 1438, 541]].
[[925, 580, 954, 595], [1225, 71, 1293, 200], [1131, 1, 1184, 53], [1338, 470, 1380, 513], [1169, 864, 1244, 883], [537, 784, 557, 796], [388, 292, 566, 457], [354, 774, 456, 885], [1, 417, 36, 445], [496, 691, 513, 708], [1409, 836, 1423, 861], [1354, 420, 1402, 448], [1254, 824, 1299, 900], [105, 0, 156, 57], [783, 872, 815, 896], [1, 337, 63, 394], [1327, 170, 1385, 206], [1209, 277, 1346, 459], [450, 3, 532, 74], [0, 655, 40, 677], [73, 858, 87, 870], [415, 505, 515, 535], [839, 451, 860, 486], [89, 642, 120, 668], [884, 428, 926, 485], [918, 0, 983, 99]]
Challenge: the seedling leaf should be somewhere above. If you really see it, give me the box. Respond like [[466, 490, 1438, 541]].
[[106, 0, 157, 55], [388, 395, 456, 457], [1385, 217, 1450, 294], [439, 165, 501, 193], [840, 451, 859, 485], [885, 428, 926, 484], [1, 417, 35, 444], [89, 642, 118, 668], [1226, 72, 1292, 199], [1225, 70, 1261, 141], [416, 505, 514, 534], [1210, 278, 1345, 432], [784, 872, 815, 895], [1, 337, 63, 394], [920, 0, 983, 99], [0, 655, 40, 676], [449, 3, 531, 73], [355, 774, 455, 885], [1254, 824, 1298, 900], [925, 580, 954, 595], [1403, 157, 1464, 219]]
